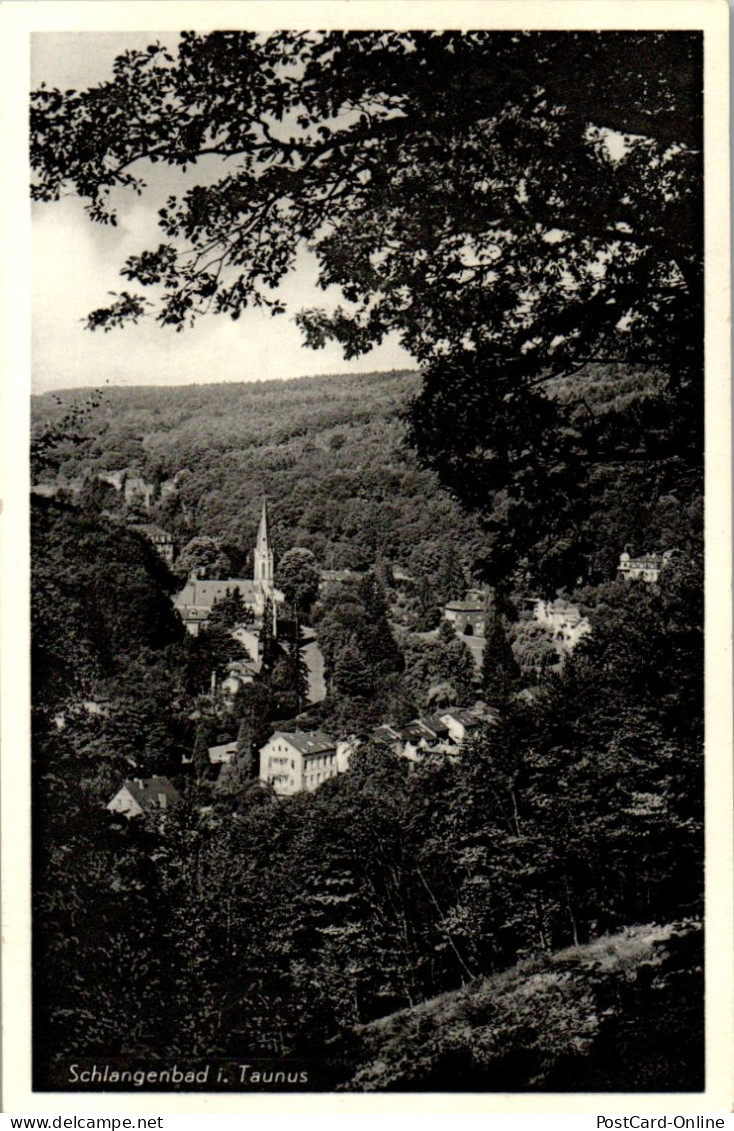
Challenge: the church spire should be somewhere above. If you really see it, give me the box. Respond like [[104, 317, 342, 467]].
[[256, 498, 270, 551], [254, 498, 273, 585]]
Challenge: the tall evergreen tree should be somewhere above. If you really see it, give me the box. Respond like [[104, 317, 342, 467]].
[[283, 624, 310, 712], [333, 635, 373, 699], [235, 716, 254, 775], [357, 571, 403, 678], [481, 590, 519, 705], [259, 597, 277, 673], [414, 575, 441, 632], [192, 722, 212, 783]]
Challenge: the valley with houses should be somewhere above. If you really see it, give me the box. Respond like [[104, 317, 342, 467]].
[[28, 28, 706, 1096], [31, 368, 703, 1091]]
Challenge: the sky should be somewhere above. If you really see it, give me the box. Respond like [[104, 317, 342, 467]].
[[31, 32, 412, 394]]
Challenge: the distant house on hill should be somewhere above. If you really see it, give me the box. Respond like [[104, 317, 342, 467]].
[[371, 724, 405, 755], [401, 715, 453, 761], [107, 776, 181, 819], [371, 706, 495, 760], [391, 567, 415, 586], [618, 549, 677, 583], [319, 568, 362, 589], [96, 470, 126, 492], [532, 599, 591, 650], [219, 657, 261, 697], [438, 707, 496, 744], [31, 483, 59, 498], [207, 740, 238, 766], [129, 523, 177, 565], [443, 593, 485, 636], [231, 626, 260, 663], [124, 476, 154, 510], [259, 730, 352, 795], [182, 738, 238, 767]]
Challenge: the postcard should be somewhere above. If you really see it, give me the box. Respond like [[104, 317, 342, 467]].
[[1, 0, 731, 1116]]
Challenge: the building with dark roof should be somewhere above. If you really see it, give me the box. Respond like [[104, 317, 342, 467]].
[[443, 597, 485, 636], [106, 776, 181, 819], [173, 499, 283, 633], [618, 549, 677, 583]]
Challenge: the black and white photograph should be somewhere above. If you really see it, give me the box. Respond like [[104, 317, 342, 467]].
[[2, 0, 731, 1111]]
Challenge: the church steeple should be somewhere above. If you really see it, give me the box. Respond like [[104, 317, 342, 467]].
[[254, 498, 273, 585]]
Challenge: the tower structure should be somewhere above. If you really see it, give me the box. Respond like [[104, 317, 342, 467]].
[[254, 498, 274, 587]]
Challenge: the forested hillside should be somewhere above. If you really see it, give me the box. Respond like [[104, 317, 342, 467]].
[[32, 370, 491, 581], [32, 363, 700, 591]]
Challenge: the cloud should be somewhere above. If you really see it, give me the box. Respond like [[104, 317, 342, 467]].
[[32, 198, 412, 394]]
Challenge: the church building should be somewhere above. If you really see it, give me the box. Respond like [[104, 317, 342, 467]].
[[174, 500, 284, 635]]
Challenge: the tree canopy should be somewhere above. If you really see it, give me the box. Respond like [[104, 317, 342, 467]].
[[31, 31, 702, 585], [276, 547, 321, 616]]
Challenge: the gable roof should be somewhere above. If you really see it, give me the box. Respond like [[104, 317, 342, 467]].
[[402, 722, 433, 742], [174, 579, 260, 608], [120, 776, 181, 810], [440, 708, 481, 727], [372, 724, 403, 743], [130, 523, 174, 542], [415, 716, 450, 738], [269, 730, 337, 756]]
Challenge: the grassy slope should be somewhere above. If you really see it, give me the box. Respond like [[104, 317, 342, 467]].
[[337, 920, 703, 1092]]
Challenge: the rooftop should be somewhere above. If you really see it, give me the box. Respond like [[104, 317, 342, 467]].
[[271, 730, 337, 756], [174, 579, 260, 607], [130, 523, 174, 541], [119, 776, 181, 810]]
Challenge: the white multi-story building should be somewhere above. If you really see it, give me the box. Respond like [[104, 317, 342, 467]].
[[259, 730, 342, 795], [618, 549, 677, 583]]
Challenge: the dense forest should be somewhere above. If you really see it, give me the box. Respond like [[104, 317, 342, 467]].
[[31, 362, 700, 590]]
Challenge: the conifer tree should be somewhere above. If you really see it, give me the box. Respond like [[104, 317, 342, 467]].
[[192, 723, 212, 783], [284, 622, 310, 713], [414, 575, 441, 632], [333, 635, 373, 699], [437, 617, 457, 644], [481, 590, 520, 706], [259, 597, 277, 672], [236, 716, 254, 776], [357, 571, 403, 677], [434, 544, 466, 606]]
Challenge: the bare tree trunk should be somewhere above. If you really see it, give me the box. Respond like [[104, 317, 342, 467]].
[[416, 865, 476, 982]]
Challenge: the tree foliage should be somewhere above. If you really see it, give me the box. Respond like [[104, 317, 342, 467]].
[[176, 535, 232, 580], [276, 547, 321, 617], [32, 503, 703, 1087], [29, 31, 705, 1089], [31, 31, 702, 586]]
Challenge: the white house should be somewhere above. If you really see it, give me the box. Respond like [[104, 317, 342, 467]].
[[259, 730, 341, 795], [618, 549, 677, 583], [532, 599, 591, 650], [107, 776, 181, 819], [207, 740, 238, 765]]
